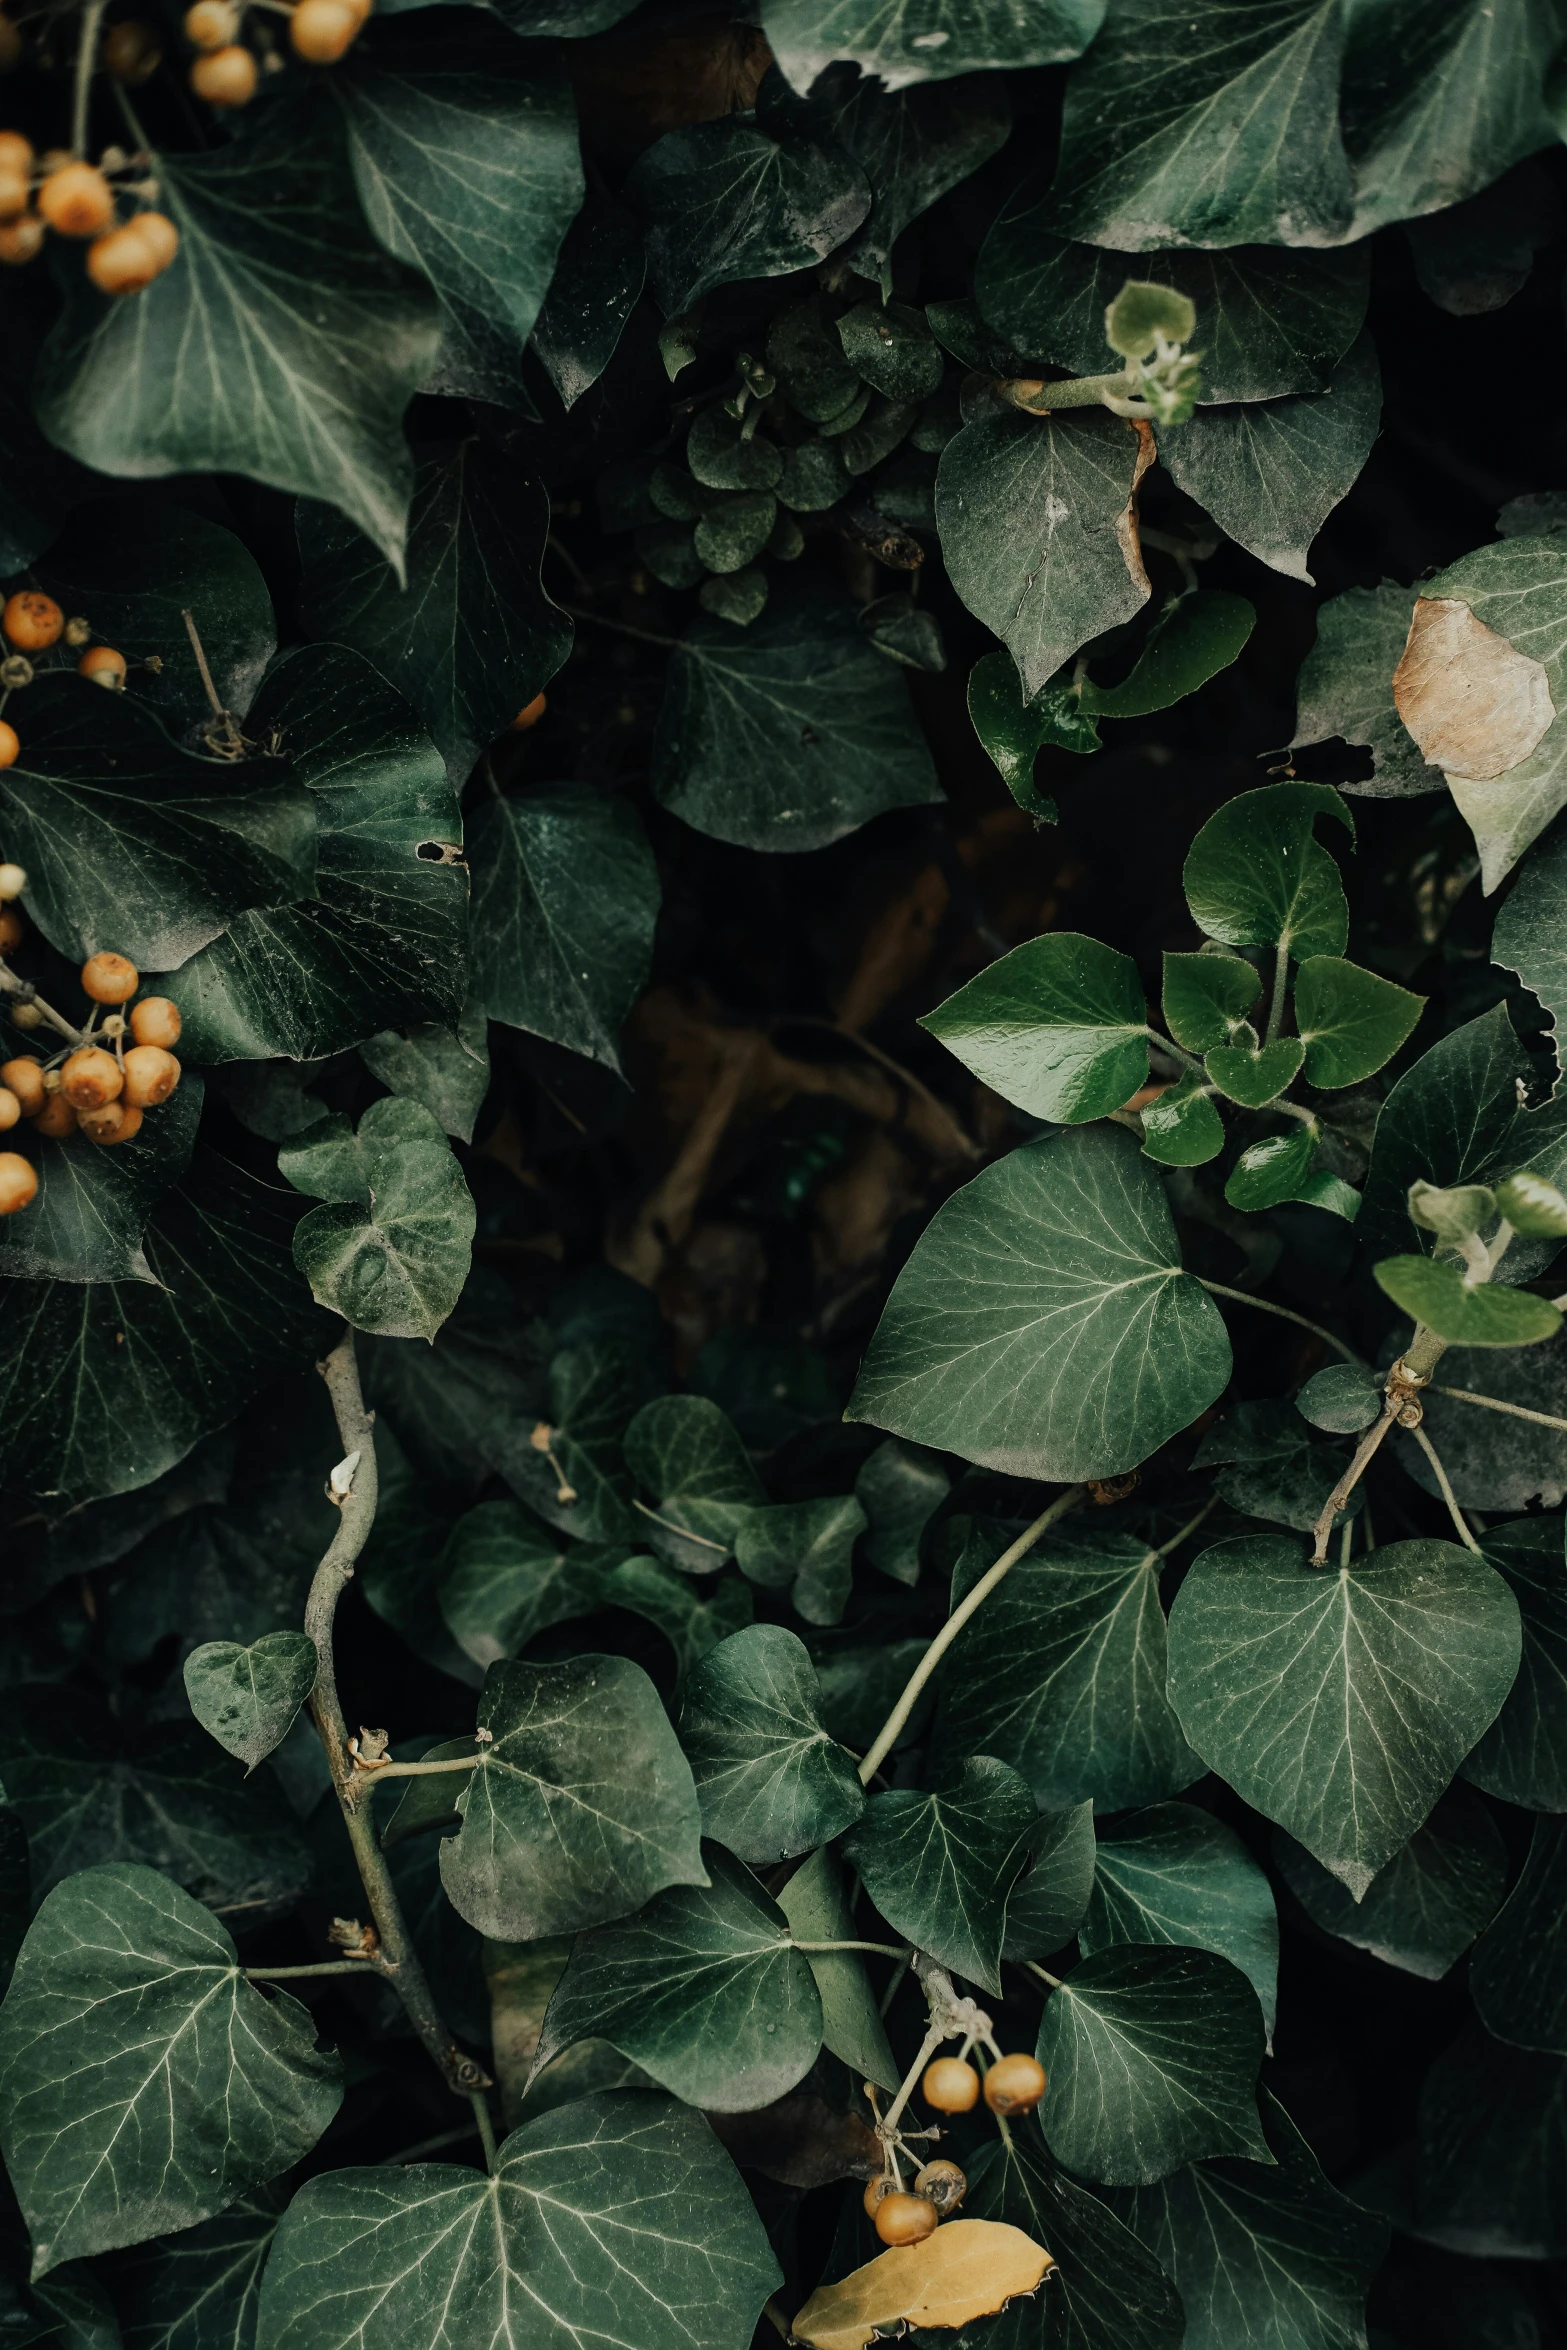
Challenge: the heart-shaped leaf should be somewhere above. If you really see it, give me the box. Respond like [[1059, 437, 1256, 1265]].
[[183, 1631, 318, 1771], [360, 999, 489, 1143], [1184, 782, 1352, 959], [1294, 954, 1424, 1086], [625, 1396, 766, 1571], [678, 1625, 864, 1863], [853, 1439, 949, 1587], [1223, 1126, 1318, 1212], [1296, 1363, 1382, 1433], [1204, 1039, 1306, 1108], [1273, 1783, 1506, 1980], [842, 1755, 1036, 1992], [1139, 1076, 1226, 1167], [1082, 1802, 1279, 2037], [733, 1494, 865, 1626], [1161, 951, 1262, 1052], [921, 933, 1148, 1121], [281, 1097, 475, 1342]]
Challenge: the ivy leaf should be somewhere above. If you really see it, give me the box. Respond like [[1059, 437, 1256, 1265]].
[[848, 1125, 1231, 1481], [1297, 1362, 1382, 1433], [627, 70, 869, 313], [496, 1341, 660, 1545], [603, 1555, 755, 1686], [531, 192, 646, 409], [1496, 814, 1567, 1088], [280, 1097, 475, 1342], [624, 1397, 766, 1571], [468, 788, 657, 1070], [35, 101, 439, 574], [1161, 951, 1261, 1052], [762, 0, 1102, 92], [0, 1865, 341, 2277], [0, 1073, 201, 1287], [298, 449, 571, 786], [439, 1653, 707, 1940], [1080, 592, 1256, 720], [934, 1524, 1199, 1812], [182, 1632, 319, 1772], [812, 68, 1012, 298], [1037, 0, 1352, 250], [161, 646, 467, 1063], [854, 1439, 949, 1587], [1415, 2022, 1567, 2258], [1183, 782, 1352, 960], [1001, 1801, 1098, 1961], [1159, 335, 1382, 584], [436, 1499, 610, 1669], [1358, 1002, 1538, 1257], [732, 1495, 866, 1627], [360, 998, 489, 1143], [678, 1625, 865, 1865], [653, 596, 941, 851], [1037, 1947, 1270, 2185], [1289, 580, 1443, 796], [531, 1849, 821, 2109], [1193, 1399, 1361, 1535], [254, 2089, 781, 2350], [1139, 1077, 1225, 1168], [1294, 955, 1424, 1086], [1273, 1784, 1507, 1980], [966, 649, 1088, 821], [921, 933, 1148, 1121], [1203, 1038, 1305, 1108], [935, 406, 1150, 701], [1166, 1534, 1522, 1896], [1469, 1814, 1567, 2052], [110, 2183, 286, 2350], [1463, 1517, 1567, 1807], [1222, 1127, 1319, 1215], [1, 676, 312, 971], [1081, 1802, 1279, 2039], [1372, 1256, 1561, 1347], [1104, 2093, 1386, 2350], [842, 1755, 1036, 1993], [336, 27, 582, 401], [777, 1847, 898, 2093]]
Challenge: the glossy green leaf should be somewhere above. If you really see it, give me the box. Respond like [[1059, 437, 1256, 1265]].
[[1183, 783, 1352, 959], [1470, 1813, 1567, 2051], [531, 193, 645, 410], [35, 103, 439, 573], [360, 999, 489, 1143], [0, 1074, 200, 1288], [775, 1847, 898, 2093], [1161, 952, 1261, 1053], [842, 1754, 1036, 1993], [439, 1654, 707, 1940], [933, 1524, 1200, 1811], [848, 1125, 1231, 1480], [1160, 335, 1382, 584], [1289, 580, 1442, 796], [182, 1632, 318, 1772], [254, 2090, 781, 2350], [853, 1438, 949, 1588], [966, 650, 1090, 822], [999, 1801, 1097, 1961], [920, 933, 1148, 1122], [1082, 1803, 1278, 2037], [678, 1626, 863, 1864], [0, 1866, 341, 2277], [762, 0, 1103, 91], [1139, 1077, 1226, 1168], [161, 646, 467, 1063], [534, 1848, 820, 2109], [298, 448, 571, 785], [836, 301, 943, 401], [1273, 1784, 1507, 1980], [1037, 1946, 1270, 2185], [1358, 1004, 1533, 1253], [1294, 955, 1424, 1086], [653, 596, 941, 851], [436, 1500, 608, 1669], [1080, 592, 1256, 720], [1203, 1039, 1305, 1109], [732, 1495, 865, 1627], [936, 406, 1149, 700], [280, 1097, 475, 1342], [1372, 1256, 1561, 1347], [111, 2183, 285, 2350], [1167, 1534, 1521, 1896], [468, 788, 657, 1071], [813, 69, 1013, 297], [624, 1397, 766, 1572], [1463, 1517, 1567, 1806], [1223, 1127, 1318, 1215], [1193, 1400, 1361, 1534]]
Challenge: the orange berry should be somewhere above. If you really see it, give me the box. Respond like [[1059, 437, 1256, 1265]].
[[29, 1092, 75, 1137], [78, 1097, 142, 1144], [121, 1043, 179, 1106], [983, 2053, 1047, 2116], [131, 210, 178, 271], [1, 1056, 43, 1114], [0, 1150, 36, 1213], [103, 20, 162, 79], [0, 906, 21, 953], [0, 169, 26, 220], [289, 0, 358, 58], [61, 1045, 123, 1109], [874, 2191, 938, 2248], [190, 43, 256, 102], [862, 2176, 895, 2220], [81, 951, 139, 1004], [129, 996, 181, 1048], [0, 1083, 17, 1131], [913, 2159, 967, 2215], [184, 0, 238, 44], [3, 591, 63, 651], [511, 690, 547, 732], [0, 720, 17, 766], [0, 130, 32, 173], [78, 644, 127, 687], [0, 214, 42, 264], [37, 161, 114, 237], [922, 2057, 980, 2114]]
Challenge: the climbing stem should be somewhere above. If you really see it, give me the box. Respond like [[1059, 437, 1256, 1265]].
[[1196, 1279, 1364, 1366]]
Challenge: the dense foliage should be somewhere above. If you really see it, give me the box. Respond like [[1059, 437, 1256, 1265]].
[[0, 2, 1565, 2346]]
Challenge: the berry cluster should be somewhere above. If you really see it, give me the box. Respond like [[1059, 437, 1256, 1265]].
[[0, 133, 178, 289], [184, 0, 370, 108], [863, 2052, 1047, 2249], [0, 590, 130, 772]]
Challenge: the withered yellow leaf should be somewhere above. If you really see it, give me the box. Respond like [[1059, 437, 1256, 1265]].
[[790, 2217, 1053, 2350], [1393, 597, 1554, 780]]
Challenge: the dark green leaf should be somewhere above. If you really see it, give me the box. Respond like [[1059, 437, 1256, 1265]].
[[1080, 593, 1256, 719], [436, 1500, 609, 1669], [1167, 1534, 1521, 1896], [732, 1496, 866, 1627], [0, 1075, 201, 1288], [35, 103, 439, 573], [162, 646, 467, 1063], [1273, 1784, 1507, 1980], [0, 374, 83, 576], [532, 1849, 821, 2109], [837, 301, 944, 401], [853, 1439, 948, 1587], [762, 0, 1102, 91], [1296, 1363, 1382, 1433], [439, 1653, 707, 1939], [1494, 812, 1567, 1081], [1372, 1255, 1561, 1346], [653, 597, 941, 852], [678, 1625, 864, 1864], [775, 1846, 898, 2093], [531, 193, 645, 410], [1139, 1077, 1226, 1168], [1470, 1813, 1567, 2051], [966, 650, 1091, 823], [298, 448, 571, 785], [254, 2089, 781, 2350], [1037, 1947, 1270, 2185], [0, 1866, 341, 2276], [602, 1555, 755, 1684], [1416, 2022, 1567, 2258], [362, 1282, 547, 1495], [1000, 1801, 1097, 1961], [1295, 955, 1424, 1086], [812, 69, 1012, 297], [111, 2183, 285, 2350], [360, 999, 489, 1143], [1399, 1339, 1567, 1522], [921, 933, 1148, 1122], [1358, 1003, 1536, 1256], [1203, 1038, 1305, 1108], [1192, 1400, 1362, 1534], [1082, 1803, 1278, 2037], [1289, 581, 1443, 796], [497, 1341, 661, 1546], [182, 1633, 318, 1772], [1161, 952, 1261, 1053], [1183, 783, 1352, 959], [624, 1396, 766, 1571], [848, 1125, 1231, 1481], [1223, 1127, 1319, 1214], [1463, 1517, 1567, 1806], [842, 1755, 1036, 1992], [281, 1097, 475, 1342]]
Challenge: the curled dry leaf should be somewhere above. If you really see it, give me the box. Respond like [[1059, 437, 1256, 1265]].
[[1393, 597, 1554, 780], [790, 2217, 1053, 2350]]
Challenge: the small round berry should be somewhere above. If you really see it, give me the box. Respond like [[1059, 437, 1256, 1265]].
[[190, 42, 256, 102], [913, 2159, 967, 2216], [512, 690, 547, 732], [289, 0, 359, 58], [0, 130, 31, 173], [37, 161, 115, 238], [130, 210, 178, 271], [29, 1091, 75, 1137], [9, 1000, 41, 1029], [61, 1045, 123, 1109], [0, 213, 42, 265], [63, 614, 90, 646], [78, 1096, 142, 1143], [0, 905, 22, 952], [184, 0, 238, 43], [1, 1056, 42, 1114], [983, 2054, 1047, 2117], [87, 213, 178, 294], [78, 644, 127, 688], [922, 2057, 980, 2115], [2, 591, 63, 651], [121, 1043, 179, 1106], [81, 950, 139, 1004], [0, 655, 30, 688], [0, 1151, 36, 1213], [0, 720, 17, 768], [874, 2191, 939, 2248], [129, 995, 181, 1048], [0, 864, 25, 900], [862, 2175, 895, 2220], [103, 19, 162, 79], [0, 1083, 17, 1130], [0, 168, 27, 220]]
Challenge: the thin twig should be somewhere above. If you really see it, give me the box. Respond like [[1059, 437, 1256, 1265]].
[[790, 1940, 911, 1959], [565, 605, 679, 650], [469, 2091, 499, 2175], [1197, 1278, 1364, 1366], [245, 1960, 381, 1982], [182, 609, 226, 717], [1410, 1423, 1483, 1553], [1025, 1961, 1064, 1992], [1311, 1401, 1396, 1565], [1431, 1384, 1567, 1435], [72, 0, 108, 158]]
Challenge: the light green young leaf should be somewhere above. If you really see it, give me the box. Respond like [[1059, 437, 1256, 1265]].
[[776, 1846, 898, 2093], [1161, 952, 1261, 1052], [1463, 1517, 1567, 1808], [436, 1500, 610, 1669], [1289, 580, 1443, 796], [1372, 1256, 1561, 1347], [762, 0, 1103, 92], [182, 1632, 318, 1772], [439, 1654, 707, 1940], [360, 999, 489, 1144], [1081, 1802, 1279, 2038], [966, 649, 1091, 823], [1037, 1946, 1270, 2186], [842, 1755, 1039, 1993], [531, 1849, 821, 2109], [281, 1097, 475, 1342], [1183, 782, 1353, 958], [0, 1866, 341, 2278], [732, 1495, 865, 1627], [1294, 955, 1424, 1086], [1470, 1813, 1567, 2052], [1167, 1534, 1521, 1896], [1139, 1076, 1225, 1168], [848, 1125, 1230, 1481], [625, 1397, 766, 1572], [920, 933, 1148, 1122], [678, 1625, 864, 1864], [1105, 281, 1195, 358], [1274, 1784, 1507, 1980], [1001, 1802, 1098, 1961]]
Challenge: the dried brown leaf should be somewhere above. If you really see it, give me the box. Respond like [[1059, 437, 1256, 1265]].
[[1393, 596, 1555, 779], [791, 2218, 1053, 2350]]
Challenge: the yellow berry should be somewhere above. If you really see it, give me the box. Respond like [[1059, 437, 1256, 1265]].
[[190, 42, 256, 102], [61, 1045, 123, 1110], [37, 161, 114, 238], [121, 1043, 180, 1106], [983, 2054, 1047, 2116], [78, 644, 127, 687], [922, 2057, 980, 2114], [289, 0, 359, 58], [81, 951, 139, 1004], [0, 1150, 36, 1212], [874, 2191, 938, 2247]]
